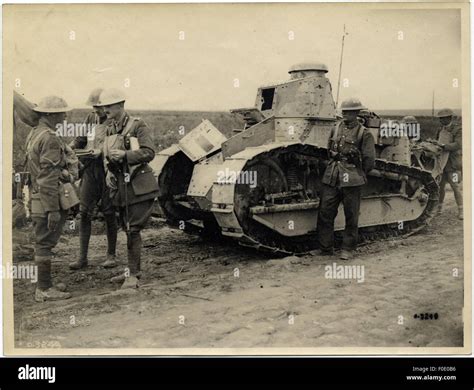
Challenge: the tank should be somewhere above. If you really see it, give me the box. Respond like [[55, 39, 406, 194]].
[[151, 63, 448, 255]]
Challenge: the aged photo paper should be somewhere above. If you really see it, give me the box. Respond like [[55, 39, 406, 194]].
[[2, 2, 471, 355]]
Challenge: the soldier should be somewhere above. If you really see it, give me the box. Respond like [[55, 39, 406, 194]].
[[69, 88, 118, 270], [26, 96, 75, 302], [315, 98, 376, 260], [96, 88, 159, 289], [436, 108, 463, 220], [401, 115, 420, 143]]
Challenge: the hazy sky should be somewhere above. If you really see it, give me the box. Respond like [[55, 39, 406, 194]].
[[6, 4, 462, 111]]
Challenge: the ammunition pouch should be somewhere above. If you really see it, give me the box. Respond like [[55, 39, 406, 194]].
[[451, 150, 462, 172], [59, 182, 80, 210], [331, 151, 361, 168], [30, 192, 45, 215], [131, 165, 159, 196]]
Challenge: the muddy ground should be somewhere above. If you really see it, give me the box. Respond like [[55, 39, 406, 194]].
[[12, 191, 464, 351]]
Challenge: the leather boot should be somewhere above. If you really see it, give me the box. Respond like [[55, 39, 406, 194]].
[[104, 213, 118, 257], [127, 231, 142, 276], [70, 214, 90, 270], [340, 250, 353, 260], [102, 254, 118, 269], [35, 255, 53, 290], [458, 206, 464, 220], [120, 231, 142, 289], [69, 259, 88, 270], [309, 248, 334, 256], [102, 213, 118, 268], [35, 287, 71, 302]]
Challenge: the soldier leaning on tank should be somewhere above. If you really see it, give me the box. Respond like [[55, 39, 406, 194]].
[[26, 96, 75, 302], [96, 88, 159, 289], [436, 108, 463, 220], [69, 88, 119, 270], [315, 98, 375, 260]]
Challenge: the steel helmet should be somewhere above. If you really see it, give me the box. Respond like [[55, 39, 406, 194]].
[[33, 95, 71, 113], [436, 108, 454, 118], [340, 98, 366, 111], [402, 115, 418, 124], [96, 88, 126, 106], [85, 88, 104, 106], [288, 62, 328, 74]]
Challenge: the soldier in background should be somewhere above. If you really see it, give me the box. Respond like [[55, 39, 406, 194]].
[[315, 98, 376, 260], [436, 108, 463, 220], [69, 88, 118, 270], [97, 88, 159, 289], [401, 115, 420, 143], [26, 96, 74, 302]]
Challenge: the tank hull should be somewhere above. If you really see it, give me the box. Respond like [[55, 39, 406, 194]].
[[151, 71, 447, 254]]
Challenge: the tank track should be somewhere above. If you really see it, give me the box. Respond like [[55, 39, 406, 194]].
[[230, 145, 440, 256]]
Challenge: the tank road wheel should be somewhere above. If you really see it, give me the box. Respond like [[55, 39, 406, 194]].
[[225, 143, 439, 255], [157, 151, 224, 238], [233, 150, 320, 255]]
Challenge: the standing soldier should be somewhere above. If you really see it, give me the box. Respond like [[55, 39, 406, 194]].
[[96, 88, 159, 289], [26, 96, 74, 302], [436, 108, 463, 220], [69, 88, 118, 270], [315, 98, 376, 260]]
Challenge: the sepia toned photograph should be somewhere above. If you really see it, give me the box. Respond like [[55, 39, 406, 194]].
[[2, 2, 471, 355]]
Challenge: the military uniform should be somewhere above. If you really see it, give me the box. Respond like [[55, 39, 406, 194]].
[[104, 112, 159, 276], [437, 121, 463, 208], [26, 120, 70, 290], [70, 111, 117, 268], [317, 120, 375, 253]]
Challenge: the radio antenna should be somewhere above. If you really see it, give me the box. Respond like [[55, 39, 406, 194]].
[[336, 24, 347, 108]]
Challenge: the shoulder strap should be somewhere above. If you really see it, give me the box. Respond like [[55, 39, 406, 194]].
[[356, 124, 365, 147], [122, 117, 140, 137], [23, 127, 51, 171], [26, 128, 51, 155], [332, 121, 343, 140]]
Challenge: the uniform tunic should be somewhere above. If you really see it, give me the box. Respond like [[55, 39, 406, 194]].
[[105, 112, 159, 208], [322, 121, 375, 188], [317, 120, 375, 252], [26, 120, 69, 275], [104, 112, 159, 233], [438, 122, 462, 172]]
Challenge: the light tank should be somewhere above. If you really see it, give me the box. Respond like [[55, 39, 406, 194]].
[[150, 63, 447, 255]]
